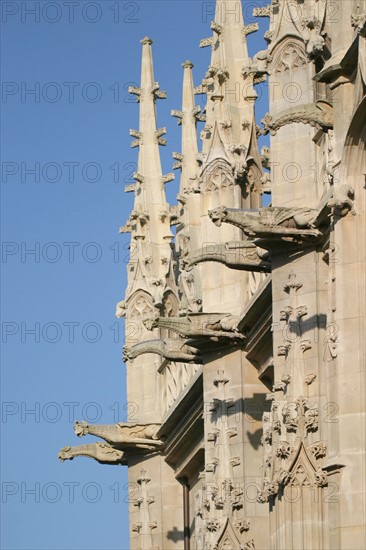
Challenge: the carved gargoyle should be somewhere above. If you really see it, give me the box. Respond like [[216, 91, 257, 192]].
[[143, 313, 245, 340], [301, 17, 326, 60], [58, 443, 125, 465], [327, 184, 355, 217], [187, 241, 271, 273], [209, 206, 323, 246], [242, 49, 272, 81], [115, 300, 126, 318], [123, 338, 202, 363], [73, 421, 163, 450]]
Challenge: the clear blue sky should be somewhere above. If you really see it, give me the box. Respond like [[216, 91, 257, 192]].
[[1, 1, 270, 548]]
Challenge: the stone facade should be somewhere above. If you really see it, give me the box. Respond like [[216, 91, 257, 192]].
[[60, 1, 366, 548]]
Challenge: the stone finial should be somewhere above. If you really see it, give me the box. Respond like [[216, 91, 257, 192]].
[[182, 59, 194, 69], [140, 36, 153, 45]]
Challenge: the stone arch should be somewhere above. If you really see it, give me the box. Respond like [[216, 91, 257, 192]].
[[270, 36, 312, 114], [271, 441, 327, 549], [272, 37, 307, 76], [126, 291, 155, 344], [215, 518, 252, 550], [128, 290, 154, 320]]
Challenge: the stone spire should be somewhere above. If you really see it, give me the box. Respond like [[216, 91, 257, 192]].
[[175, 60, 200, 195], [117, 38, 179, 425], [120, 37, 176, 308], [197, 0, 264, 206], [199, 0, 259, 156], [172, 60, 202, 312], [130, 37, 172, 208]]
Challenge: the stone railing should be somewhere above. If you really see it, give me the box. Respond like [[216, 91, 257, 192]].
[[247, 271, 268, 301], [160, 361, 201, 415]]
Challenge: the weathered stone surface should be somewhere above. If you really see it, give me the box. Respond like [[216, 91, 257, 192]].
[[60, 2, 366, 549]]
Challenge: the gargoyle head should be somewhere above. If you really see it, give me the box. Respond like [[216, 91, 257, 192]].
[[74, 420, 89, 437], [208, 206, 228, 227], [143, 319, 158, 331], [122, 345, 133, 363], [58, 446, 73, 462], [115, 300, 126, 319]]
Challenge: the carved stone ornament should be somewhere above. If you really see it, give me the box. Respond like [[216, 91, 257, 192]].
[[226, 144, 248, 180], [351, 11, 366, 36], [207, 517, 255, 550], [132, 468, 157, 548], [128, 292, 155, 321], [301, 16, 326, 60], [253, 5, 271, 18], [200, 36, 214, 48], [201, 160, 234, 192], [73, 421, 163, 450], [327, 184, 355, 217], [115, 300, 127, 318], [315, 468, 328, 487], [235, 519, 250, 533], [187, 241, 271, 273], [281, 374, 292, 385], [209, 206, 324, 247], [243, 22, 259, 36], [123, 338, 202, 363], [58, 443, 125, 464], [205, 64, 229, 86], [272, 41, 307, 76], [242, 49, 272, 81], [276, 441, 292, 459], [143, 313, 245, 340], [120, 209, 150, 236], [310, 441, 327, 459], [206, 519, 221, 532], [260, 146, 270, 169], [259, 394, 328, 503], [304, 373, 317, 385]]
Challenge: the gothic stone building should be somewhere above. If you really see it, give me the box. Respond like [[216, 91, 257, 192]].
[[59, 1, 366, 548]]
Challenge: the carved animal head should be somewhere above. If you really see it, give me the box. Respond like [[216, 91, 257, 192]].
[[74, 420, 89, 437], [115, 300, 126, 318], [122, 345, 134, 363], [208, 206, 228, 227], [143, 319, 158, 331], [58, 446, 73, 462]]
